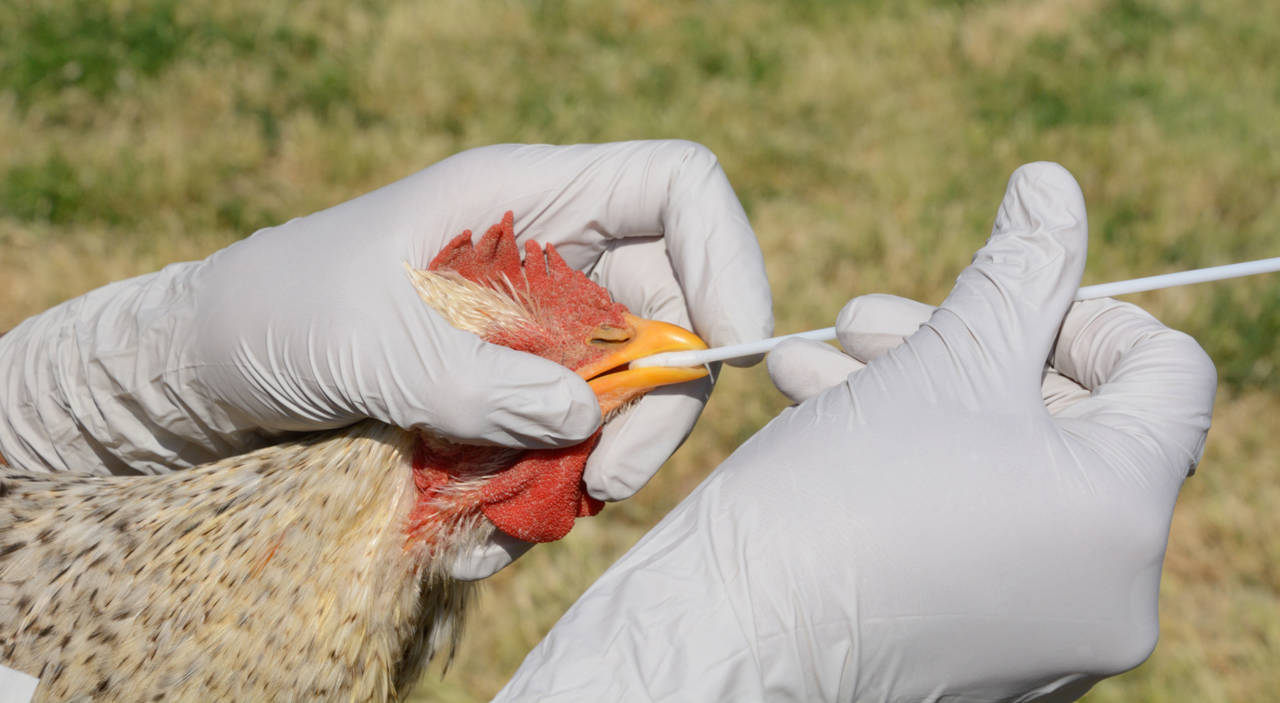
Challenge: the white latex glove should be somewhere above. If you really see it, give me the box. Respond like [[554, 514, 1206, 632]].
[[495, 163, 1217, 702], [0, 141, 772, 577]]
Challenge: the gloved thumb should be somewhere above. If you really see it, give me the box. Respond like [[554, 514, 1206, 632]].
[[915, 162, 1087, 406], [366, 299, 603, 448]]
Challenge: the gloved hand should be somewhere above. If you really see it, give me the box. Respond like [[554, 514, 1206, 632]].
[[495, 162, 1217, 701], [0, 140, 773, 579]]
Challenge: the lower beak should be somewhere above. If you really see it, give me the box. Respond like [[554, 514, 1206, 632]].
[[578, 313, 710, 413]]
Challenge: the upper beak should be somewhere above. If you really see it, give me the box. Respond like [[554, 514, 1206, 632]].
[[577, 313, 709, 414]]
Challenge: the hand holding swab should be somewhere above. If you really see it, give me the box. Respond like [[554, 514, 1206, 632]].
[[631, 256, 1280, 369]]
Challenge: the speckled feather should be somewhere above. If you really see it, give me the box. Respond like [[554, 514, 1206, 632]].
[[0, 213, 642, 702], [0, 423, 479, 702]]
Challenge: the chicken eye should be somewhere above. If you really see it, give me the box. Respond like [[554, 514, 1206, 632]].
[[589, 324, 632, 346]]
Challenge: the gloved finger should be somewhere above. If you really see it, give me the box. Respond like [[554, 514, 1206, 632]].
[[447, 530, 535, 581], [1041, 367, 1090, 415], [582, 237, 712, 500], [1050, 298, 1217, 479], [835, 294, 936, 363], [767, 338, 864, 404], [827, 287, 1095, 410], [584, 381, 711, 501], [762, 293, 935, 406], [433, 141, 774, 361], [920, 162, 1088, 404], [825, 294, 1090, 414]]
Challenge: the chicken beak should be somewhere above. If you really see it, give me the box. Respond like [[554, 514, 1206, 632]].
[[578, 313, 710, 413]]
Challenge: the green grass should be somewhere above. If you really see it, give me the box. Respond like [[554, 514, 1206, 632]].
[[1, 0, 188, 107], [2, 0, 1278, 700]]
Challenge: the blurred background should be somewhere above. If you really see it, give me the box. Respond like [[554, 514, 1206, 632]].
[[1, 0, 1276, 700]]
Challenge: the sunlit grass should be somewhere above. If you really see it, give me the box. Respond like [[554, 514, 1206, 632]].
[[2, 0, 1277, 700]]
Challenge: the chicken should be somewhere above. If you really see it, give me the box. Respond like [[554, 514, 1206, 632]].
[[0, 212, 709, 702]]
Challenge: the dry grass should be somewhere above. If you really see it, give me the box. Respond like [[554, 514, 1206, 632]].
[[2, 0, 1277, 700]]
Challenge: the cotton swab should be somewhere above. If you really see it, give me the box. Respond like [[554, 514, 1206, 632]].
[[630, 256, 1280, 369]]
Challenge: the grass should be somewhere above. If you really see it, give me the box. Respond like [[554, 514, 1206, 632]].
[[2, 0, 1278, 699]]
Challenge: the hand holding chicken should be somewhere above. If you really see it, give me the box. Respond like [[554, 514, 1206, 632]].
[[0, 140, 773, 578]]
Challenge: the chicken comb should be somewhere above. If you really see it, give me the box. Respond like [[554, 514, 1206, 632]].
[[427, 211, 628, 335], [419, 212, 624, 544], [428, 212, 525, 288]]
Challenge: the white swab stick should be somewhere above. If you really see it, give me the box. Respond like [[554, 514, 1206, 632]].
[[631, 256, 1280, 369], [1073, 257, 1280, 298]]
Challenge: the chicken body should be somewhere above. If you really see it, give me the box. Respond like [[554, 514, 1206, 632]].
[[1, 423, 470, 702], [0, 213, 707, 702]]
